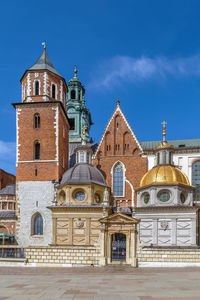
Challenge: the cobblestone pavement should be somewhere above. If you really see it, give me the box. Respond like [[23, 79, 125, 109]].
[[0, 266, 200, 300]]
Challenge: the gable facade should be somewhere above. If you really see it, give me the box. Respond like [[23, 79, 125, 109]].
[[93, 103, 147, 207]]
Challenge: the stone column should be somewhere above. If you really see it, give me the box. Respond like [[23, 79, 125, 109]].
[[130, 225, 137, 267], [99, 224, 107, 266]]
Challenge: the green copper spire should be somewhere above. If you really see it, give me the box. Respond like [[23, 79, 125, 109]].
[[67, 66, 93, 143]]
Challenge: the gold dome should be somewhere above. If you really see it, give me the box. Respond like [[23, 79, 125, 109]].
[[140, 165, 191, 188]]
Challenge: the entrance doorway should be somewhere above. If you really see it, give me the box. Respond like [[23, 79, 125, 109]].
[[111, 233, 126, 262]]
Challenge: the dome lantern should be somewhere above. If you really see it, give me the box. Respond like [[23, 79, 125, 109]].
[[154, 121, 174, 166]]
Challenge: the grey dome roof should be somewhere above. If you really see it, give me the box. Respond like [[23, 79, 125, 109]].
[[60, 163, 107, 186]]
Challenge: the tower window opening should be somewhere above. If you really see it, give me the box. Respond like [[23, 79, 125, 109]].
[[118, 144, 120, 151], [71, 90, 76, 99], [33, 213, 43, 235], [34, 114, 40, 129], [116, 123, 119, 128], [69, 118, 75, 130], [34, 141, 40, 160], [35, 169, 38, 176], [35, 81, 39, 96], [52, 84, 56, 99]]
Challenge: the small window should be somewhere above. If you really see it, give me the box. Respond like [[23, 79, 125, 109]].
[[71, 90, 76, 99], [80, 151, 84, 163], [52, 84, 56, 99], [158, 191, 170, 202], [143, 192, 150, 204], [75, 191, 85, 201], [34, 141, 40, 160], [35, 81, 39, 96], [33, 213, 43, 235], [34, 114, 40, 129], [69, 118, 75, 130]]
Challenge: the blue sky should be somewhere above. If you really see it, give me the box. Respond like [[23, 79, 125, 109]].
[[1, 0, 200, 174]]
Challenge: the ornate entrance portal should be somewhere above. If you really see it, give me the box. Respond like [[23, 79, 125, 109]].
[[111, 233, 126, 262], [99, 213, 139, 267]]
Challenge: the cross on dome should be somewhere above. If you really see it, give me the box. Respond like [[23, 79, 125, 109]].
[[161, 121, 167, 142]]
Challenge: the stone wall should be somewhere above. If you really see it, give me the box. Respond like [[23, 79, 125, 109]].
[[26, 246, 100, 266], [16, 181, 54, 247], [138, 248, 200, 266]]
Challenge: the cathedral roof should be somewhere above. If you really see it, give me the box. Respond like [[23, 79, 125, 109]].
[[29, 48, 61, 76], [60, 163, 107, 187], [141, 139, 200, 151], [0, 184, 15, 195]]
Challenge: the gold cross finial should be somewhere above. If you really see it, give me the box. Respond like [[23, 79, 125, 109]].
[[116, 99, 120, 106], [42, 41, 46, 49], [161, 121, 167, 142]]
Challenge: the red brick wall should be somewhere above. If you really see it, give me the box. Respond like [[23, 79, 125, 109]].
[[93, 108, 147, 207], [16, 102, 69, 182], [0, 169, 15, 190]]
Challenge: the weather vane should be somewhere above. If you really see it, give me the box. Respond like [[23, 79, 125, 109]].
[[116, 99, 120, 106], [42, 41, 46, 49]]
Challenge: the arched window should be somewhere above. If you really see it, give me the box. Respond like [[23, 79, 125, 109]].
[[192, 161, 200, 202], [52, 84, 56, 99], [113, 163, 124, 197], [34, 114, 40, 129], [33, 213, 43, 235], [71, 90, 76, 99], [35, 81, 39, 96], [34, 141, 40, 160]]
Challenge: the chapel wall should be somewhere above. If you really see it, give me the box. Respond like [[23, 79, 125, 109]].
[[26, 246, 100, 266]]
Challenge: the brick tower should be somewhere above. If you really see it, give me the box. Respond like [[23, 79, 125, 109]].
[[13, 45, 69, 246]]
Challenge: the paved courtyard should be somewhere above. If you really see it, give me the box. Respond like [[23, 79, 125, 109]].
[[0, 266, 200, 300]]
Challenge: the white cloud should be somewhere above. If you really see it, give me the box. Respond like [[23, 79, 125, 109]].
[[88, 54, 200, 89]]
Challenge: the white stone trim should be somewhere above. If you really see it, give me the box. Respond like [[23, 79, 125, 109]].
[[27, 73, 32, 102], [94, 104, 143, 159], [43, 72, 49, 101], [16, 108, 21, 166], [125, 178, 134, 207], [52, 106, 59, 165], [60, 80, 63, 103]]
